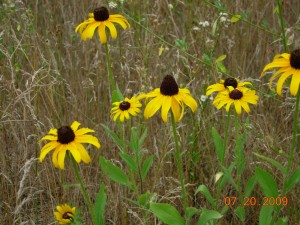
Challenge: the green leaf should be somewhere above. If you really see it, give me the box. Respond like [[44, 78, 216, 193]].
[[235, 127, 247, 177], [112, 87, 124, 103], [150, 202, 185, 225], [253, 152, 286, 175], [93, 183, 107, 225], [197, 209, 223, 225], [185, 207, 200, 220], [212, 18, 218, 36], [138, 191, 152, 208], [101, 124, 124, 150], [141, 156, 153, 180], [211, 127, 224, 163], [275, 217, 288, 225], [284, 167, 300, 193], [216, 62, 227, 73], [195, 185, 216, 208], [138, 127, 148, 149], [234, 206, 245, 221], [255, 167, 278, 197], [215, 54, 226, 62], [220, 162, 238, 190], [99, 156, 132, 189], [259, 206, 274, 225], [119, 152, 138, 173], [230, 14, 241, 23], [245, 175, 257, 197]]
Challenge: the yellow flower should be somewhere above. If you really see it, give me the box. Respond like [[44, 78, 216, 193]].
[[54, 204, 75, 225], [111, 94, 146, 122], [75, 6, 130, 44], [213, 86, 258, 114], [261, 49, 300, 96], [39, 121, 100, 170], [206, 78, 252, 96], [144, 75, 198, 122]]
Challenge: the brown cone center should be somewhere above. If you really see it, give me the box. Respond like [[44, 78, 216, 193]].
[[57, 126, 75, 144], [229, 89, 243, 100], [290, 49, 300, 69], [93, 7, 109, 21], [160, 75, 179, 96]]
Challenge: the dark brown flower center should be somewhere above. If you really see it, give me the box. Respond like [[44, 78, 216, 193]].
[[93, 7, 109, 21], [290, 49, 300, 69], [160, 75, 179, 96], [224, 78, 238, 88], [119, 101, 130, 111], [62, 212, 73, 220], [57, 126, 75, 144], [229, 89, 243, 100]]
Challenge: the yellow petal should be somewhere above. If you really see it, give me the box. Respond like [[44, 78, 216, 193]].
[[276, 71, 293, 96], [206, 83, 224, 96], [81, 22, 100, 40], [39, 142, 59, 162], [171, 98, 181, 121], [290, 70, 300, 96], [180, 90, 198, 112], [58, 147, 67, 169], [75, 142, 91, 163], [68, 142, 81, 164], [71, 121, 81, 132], [261, 58, 290, 76], [40, 135, 57, 141], [75, 127, 95, 136], [161, 96, 171, 122], [98, 23, 107, 44], [75, 135, 101, 148], [225, 100, 233, 112], [269, 67, 288, 89], [144, 95, 163, 119], [234, 100, 242, 114], [240, 101, 250, 113], [104, 21, 117, 39]]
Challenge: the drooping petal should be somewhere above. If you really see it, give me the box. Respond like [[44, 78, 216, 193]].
[[161, 96, 172, 122], [144, 95, 163, 118], [276, 70, 293, 96], [240, 101, 250, 113], [171, 97, 182, 121], [180, 90, 198, 112], [234, 100, 242, 114], [104, 21, 117, 39], [98, 23, 107, 44], [261, 58, 290, 75], [225, 100, 233, 112], [75, 142, 91, 163], [39, 142, 59, 162], [290, 70, 300, 96], [57, 147, 67, 170], [268, 67, 288, 89], [75, 135, 101, 148], [68, 142, 81, 164], [206, 83, 225, 96], [81, 22, 100, 40]]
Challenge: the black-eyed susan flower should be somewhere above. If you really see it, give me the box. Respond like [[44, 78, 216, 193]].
[[206, 77, 252, 96], [75, 6, 130, 44], [144, 75, 198, 122], [212, 86, 258, 114], [54, 204, 75, 225], [111, 94, 146, 122], [39, 121, 100, 170], [261, 49, 300, 96]]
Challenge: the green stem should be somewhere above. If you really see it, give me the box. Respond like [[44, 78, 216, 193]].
[[71, 156, 97, 225], [276, 0, 288, 52], [104, 43, 116, 94], [170, 113, 188, 212], [222, 110, 231, 166]]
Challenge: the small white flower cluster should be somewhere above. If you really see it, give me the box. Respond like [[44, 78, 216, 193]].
[[219, 12, 230, 27], [199, 21, 210, 27], [109, 1, 118, 9], [200, 95, 214, 102]]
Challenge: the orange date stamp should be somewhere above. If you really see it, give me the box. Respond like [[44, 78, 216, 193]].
[[223, 196, 288, 207]]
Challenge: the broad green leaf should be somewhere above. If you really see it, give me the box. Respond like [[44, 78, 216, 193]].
[[138, 191, 152, 208], [253, 152, 286, 175], [101, 124, 124, 150], [186, 207, 200, 220], [119, 152, 138, 173], [259, 206, 274, 225], [93, 183, 107, 225], [284, 167, 300, 193], [211, 127, 224, 163], [245, 175, 257, 196], [197, 209, 223, 225], [215, 54, 226, 62], [230, 14, 241, 23], [99, 156, 132, 189], [234, 206, 245, 221], [220, 163, 238, 190], [112, 87, 123, 103], [216, 61, 227, 73], [195, 184, 216, 208], [150, 202, 185, 225], [275, 217, 288, 225], [142, 156, 153, 180], [255, 167, 278, 197]]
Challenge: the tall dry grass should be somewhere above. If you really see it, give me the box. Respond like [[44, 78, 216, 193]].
[[0, 0, 300, 224]]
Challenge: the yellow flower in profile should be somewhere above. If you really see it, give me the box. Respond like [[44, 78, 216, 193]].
[[213, 86, 258, 114], [54, 204, 75, 225], [206, 77, 252, 96], [261, 49, 300, 96], [144, 75, 198, 122], [75, 6, 130, 44], [39, 121, 100, 170], [111, 94, 146, 122]]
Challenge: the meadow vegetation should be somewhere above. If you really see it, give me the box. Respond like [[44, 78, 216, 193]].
[[0, 0, 300, 224]]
